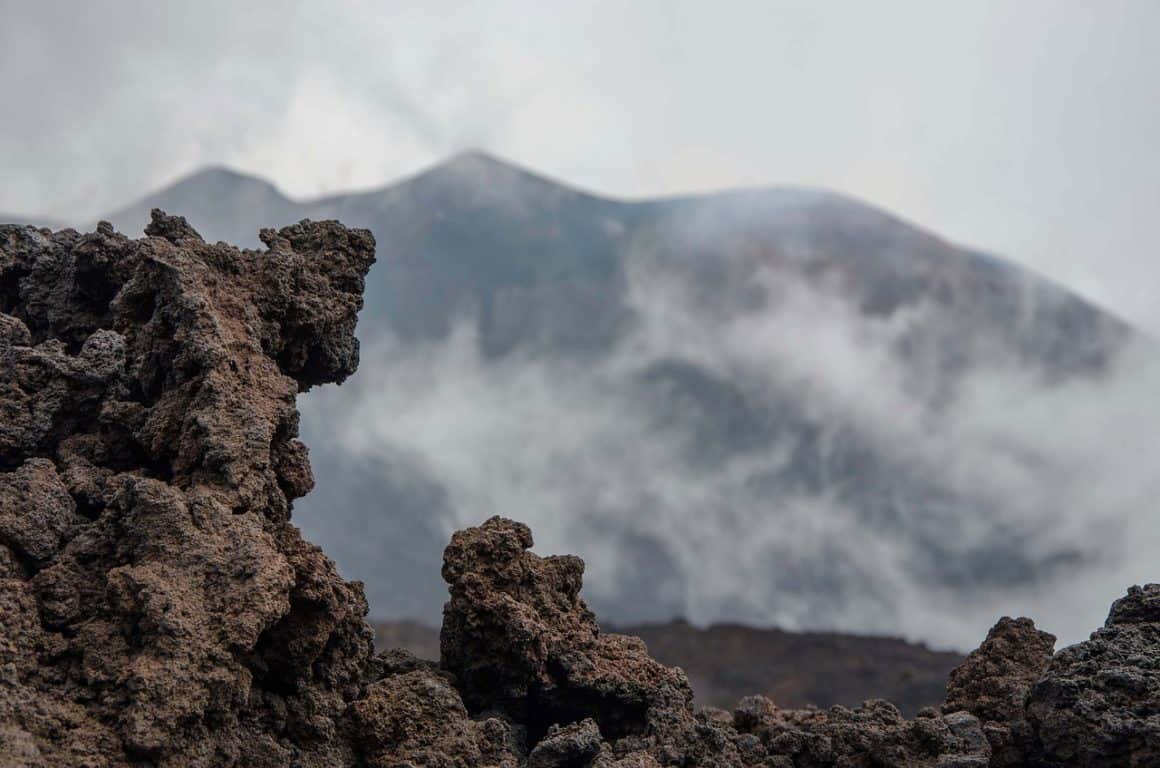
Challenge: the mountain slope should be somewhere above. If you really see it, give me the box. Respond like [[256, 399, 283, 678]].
[[104, 153, 1130, 370], [93, 153, 1153, 649]]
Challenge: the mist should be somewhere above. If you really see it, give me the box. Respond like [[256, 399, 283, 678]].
[[299, 221, 1160, 651]]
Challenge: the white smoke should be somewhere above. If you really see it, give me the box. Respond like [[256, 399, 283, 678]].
[[300, 244, 1160, 652]]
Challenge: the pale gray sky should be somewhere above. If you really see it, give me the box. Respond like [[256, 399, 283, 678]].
[[2, 1, 1157, 332]]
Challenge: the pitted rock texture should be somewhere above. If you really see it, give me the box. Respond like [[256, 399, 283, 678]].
[[1027, 584, 1160, 767], [1, 214, 1157, 767], [943, 617, 1056, 766], [0, 212, 379, 766], [439, 517, 696, 749]]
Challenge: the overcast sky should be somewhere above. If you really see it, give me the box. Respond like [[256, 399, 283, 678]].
[[2, 1, 1157, 332]]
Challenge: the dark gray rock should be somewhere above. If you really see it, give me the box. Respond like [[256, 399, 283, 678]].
[[1028, 584, 1160, 767], [528, 719, 603, 768]]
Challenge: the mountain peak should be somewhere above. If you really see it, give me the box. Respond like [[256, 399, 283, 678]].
[[101, 164, 297, 246], [166, 164, 285, 197], [423, 149, 543, 184], [442, 148, 510, 168], [403, 150, 599, 209]]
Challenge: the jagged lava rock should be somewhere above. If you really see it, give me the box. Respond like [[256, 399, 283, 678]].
[[439, 516, 696, 748], [0, 212, 378, 766], [347, 661, 523, 767], [1027, 584, 1160, 767], [943, 617, 1056, 766]]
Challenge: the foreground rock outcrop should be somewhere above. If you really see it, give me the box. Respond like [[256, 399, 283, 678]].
[[1, 212, 378, 766], [1, 215, 1157, 767]]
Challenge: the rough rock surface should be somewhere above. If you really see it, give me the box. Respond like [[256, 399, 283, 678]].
[[1026, 584, 1160, 767], [943, 617, 1056, 766], [439, 517, 696, 749], [0, 212, 378, 767], [1, 215, 1157, 767]]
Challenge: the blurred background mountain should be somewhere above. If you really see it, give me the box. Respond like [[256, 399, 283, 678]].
[[5, 153, 1154, 652]]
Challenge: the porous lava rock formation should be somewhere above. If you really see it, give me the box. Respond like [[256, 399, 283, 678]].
[[1027, 584, 1160, 766], [1, 214, 1157, 767], [943, 617, 1056, 766], [0, 212, 378, 766]]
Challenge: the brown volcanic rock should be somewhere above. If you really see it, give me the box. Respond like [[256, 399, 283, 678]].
[[727, 700, 991, 768], [439, 516, 697, 749], [0, 212, 378, 766], [371, 619, 963, 717], [347, 664, 522, 768], [943, 617, 1056, 766]]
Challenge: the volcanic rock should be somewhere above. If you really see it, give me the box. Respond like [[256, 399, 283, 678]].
[[439, 516, 696, 748], [943, 617, 1056, 766], [0, 212, 378, 766], [1027, 584, 1160, 766]]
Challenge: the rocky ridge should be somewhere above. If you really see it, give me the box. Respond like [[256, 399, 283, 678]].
[[0, 215, 1156, 767]]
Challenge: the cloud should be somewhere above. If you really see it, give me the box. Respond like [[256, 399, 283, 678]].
[[0, 0, 487, 217], [299, 235, 1160, 650]]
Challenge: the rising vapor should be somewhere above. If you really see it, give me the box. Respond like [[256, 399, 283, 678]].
[[301, 221, 1159, 649]]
